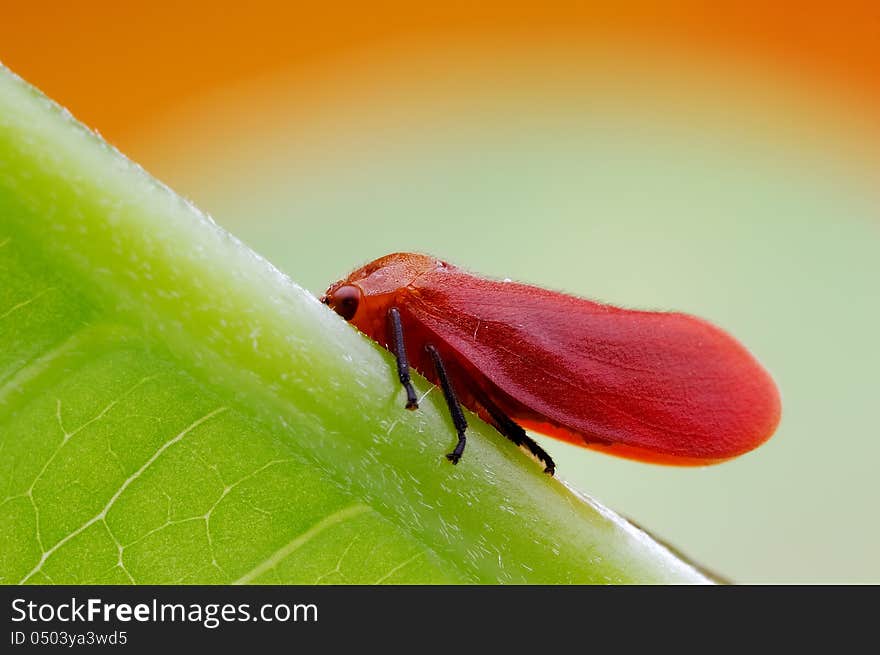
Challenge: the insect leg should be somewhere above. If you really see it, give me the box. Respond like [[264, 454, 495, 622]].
[[500, 418, 555, 476], [387, 307, 419, 409], [425, 344, 468, 464], [476, 392, 556, 475]]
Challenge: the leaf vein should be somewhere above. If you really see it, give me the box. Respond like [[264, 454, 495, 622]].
[[17, 406, 227, 584], [232, 504, 370, 585]]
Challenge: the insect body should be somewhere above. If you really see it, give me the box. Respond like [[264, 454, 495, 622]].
[[321, 253, 781, 474]]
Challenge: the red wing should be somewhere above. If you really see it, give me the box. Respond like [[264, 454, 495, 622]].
[[404, 267, 780, 464]]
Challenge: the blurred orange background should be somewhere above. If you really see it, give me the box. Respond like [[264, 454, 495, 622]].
[[4, 2, 879, 153], [2, 3, 879, 583]]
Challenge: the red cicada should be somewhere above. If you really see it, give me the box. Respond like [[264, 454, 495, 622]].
[[322, 253, 781, 475]]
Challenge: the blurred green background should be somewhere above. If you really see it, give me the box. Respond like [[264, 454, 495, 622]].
[[3, 5, 879, 583]]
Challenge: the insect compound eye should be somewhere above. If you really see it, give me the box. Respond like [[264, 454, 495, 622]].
[[329, 284, 362, 321]]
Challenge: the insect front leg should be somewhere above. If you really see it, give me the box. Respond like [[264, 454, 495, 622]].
[[425, 344, 468, 464], [387, 307, 419, 409]]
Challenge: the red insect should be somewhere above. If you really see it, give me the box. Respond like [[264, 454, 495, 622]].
[[321, 253, 781, 475]]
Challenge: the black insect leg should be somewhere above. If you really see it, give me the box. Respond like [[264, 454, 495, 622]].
[[387, 307, 419, 410], [477, 392, 555, 475], [501, 418, 556, 476], [425, 344, 468, 464]]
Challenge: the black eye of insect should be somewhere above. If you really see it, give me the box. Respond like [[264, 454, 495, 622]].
[[330, 284, 361, 321]]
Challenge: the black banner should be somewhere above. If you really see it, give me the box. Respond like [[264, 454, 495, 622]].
[[0, 585, 869, 650]]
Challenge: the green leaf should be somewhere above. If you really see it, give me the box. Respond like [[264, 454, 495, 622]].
[[0, 66, 711, 584]]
